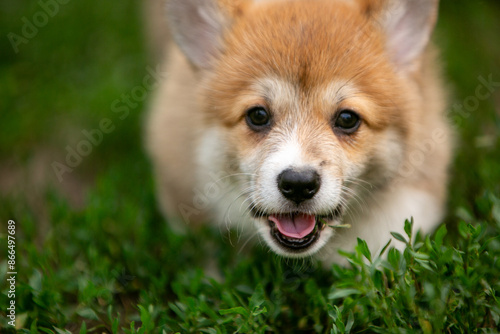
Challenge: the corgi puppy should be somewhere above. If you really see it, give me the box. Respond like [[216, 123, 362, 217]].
[[145, 0, 451, 264]]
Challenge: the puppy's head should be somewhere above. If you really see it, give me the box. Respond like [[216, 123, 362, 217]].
[[167, 0, 439, 257]]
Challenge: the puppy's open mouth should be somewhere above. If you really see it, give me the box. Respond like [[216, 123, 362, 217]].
[[251, 206, 341, 252], [268, 213, 324, 250], [250, 206, 342, 253]]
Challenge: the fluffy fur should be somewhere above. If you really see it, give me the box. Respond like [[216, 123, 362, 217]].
[[145, 0, 451, 264]]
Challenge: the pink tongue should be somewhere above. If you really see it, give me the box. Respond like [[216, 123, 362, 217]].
[[269, 214, 316, 239]]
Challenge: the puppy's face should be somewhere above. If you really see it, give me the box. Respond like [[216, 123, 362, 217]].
[[202, 1, 409, 257], [167, 0, 438, 257]]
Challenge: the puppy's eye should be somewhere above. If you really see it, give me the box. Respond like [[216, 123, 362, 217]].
[[246, 106, 271, 130], [334, 110, 361, 134]]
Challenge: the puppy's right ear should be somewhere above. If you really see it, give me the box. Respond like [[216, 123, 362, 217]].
[[166, 0, 229, 69], [363, 0, 439, 71]]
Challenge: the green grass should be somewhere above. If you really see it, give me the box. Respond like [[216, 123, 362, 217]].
[[1, 1, 500, 333]]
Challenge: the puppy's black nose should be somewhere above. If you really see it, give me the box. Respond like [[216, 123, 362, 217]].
[[277, 168, 321, 204]]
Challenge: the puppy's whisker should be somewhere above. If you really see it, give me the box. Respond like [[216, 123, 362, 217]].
[[207, 173, 255, 193], [221, 181, 256, 231], [341, 186, 367, 211], [237, 230, 261, 255], [222, 187, 253, 237]]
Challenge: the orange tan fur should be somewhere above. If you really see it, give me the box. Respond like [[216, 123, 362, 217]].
[[146, 0, 451, 264]]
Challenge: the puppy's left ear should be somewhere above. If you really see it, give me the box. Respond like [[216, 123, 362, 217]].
[[166, 0, 237, 69], [368, 0, 440, 71]]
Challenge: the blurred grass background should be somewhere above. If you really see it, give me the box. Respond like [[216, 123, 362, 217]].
[[0, 0, 499, 332]]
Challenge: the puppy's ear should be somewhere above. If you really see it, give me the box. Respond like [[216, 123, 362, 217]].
[[166, 0, 232, 69], [367, 0, 439, 71]]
